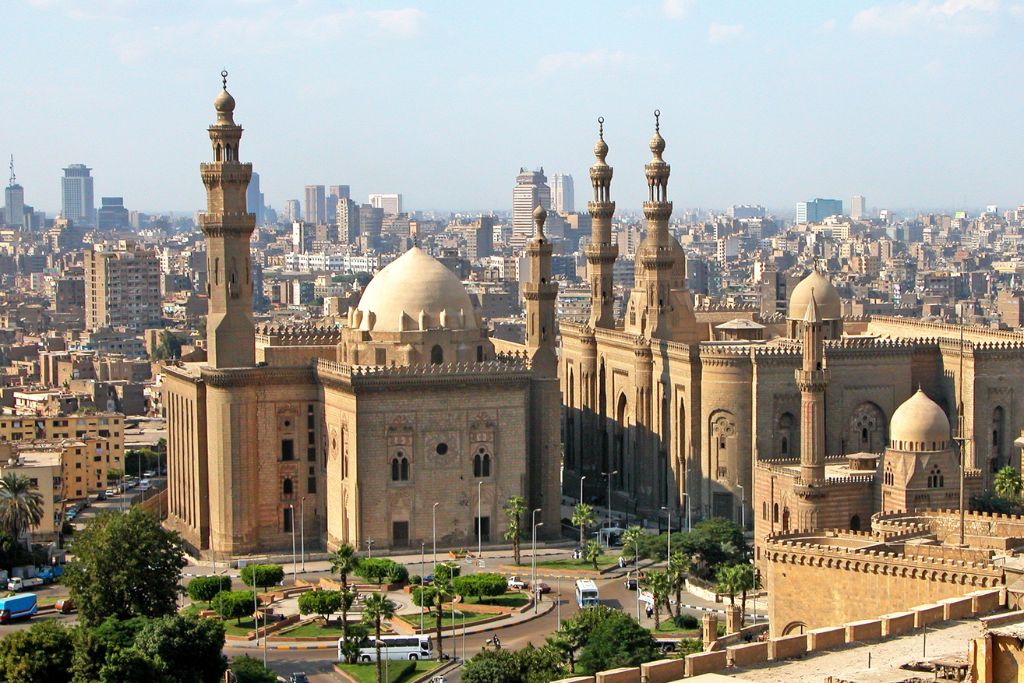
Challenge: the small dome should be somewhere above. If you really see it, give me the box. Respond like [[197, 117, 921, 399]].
[[788, 271, 841, 319], [355, 247, 476, 333], [533, 204, 547, 223], [594, 137, 609, 161], [889, 389, 951, 451], [214, 88, 235, 115], [649, 130, 666, 157]]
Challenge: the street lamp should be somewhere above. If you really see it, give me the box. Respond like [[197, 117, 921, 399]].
[[602, 470, 618, 543], [661, 506, 672, 562], [420, 542, 425, 632], [737, 484, 745, 530], [289, 504, 296, 585], [682, 492, 692, 532], [531, 509, 543, 614], [300, 496, 306, 572], [578, 475, 587, 549], [633, 535, 641, 623], [477, 480, 483, 560], [432, 502, 439, 576], [367, 538, 374, 559]]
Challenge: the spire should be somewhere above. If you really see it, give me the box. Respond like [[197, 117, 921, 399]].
[[585, 116, 617, 329], [645, 109, 670, 204], [7, 155, 14, 187], [803, 289, 822, 324], [532, 203, 547, 238], [213, 69, 236, 126]]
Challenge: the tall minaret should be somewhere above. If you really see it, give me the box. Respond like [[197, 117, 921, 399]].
[[796, 290, 828, 486], [524, 204, 558, 374], [586, 117, 616, 329], [623, 111, 696, 341], [200, 71, 256, 369]]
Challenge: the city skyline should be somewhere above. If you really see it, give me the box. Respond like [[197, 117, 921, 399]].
[[5, 0, 1024, 215]]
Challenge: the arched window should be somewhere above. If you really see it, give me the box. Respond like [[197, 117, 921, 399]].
[[431, 345, 443, 365], [283, 478, 293, 496], [482, 453, 491, 477], [391, 453, 409, 482], [782, 508, 791, 532], [473, 448, 492, 478], [928, 465, 943, 489], [850, 515, 861, 531], [773, 503, 779, 523]]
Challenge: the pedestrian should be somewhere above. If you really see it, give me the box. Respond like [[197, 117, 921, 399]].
[[618, 556, 625, 569], [646, 604, 653, 620]]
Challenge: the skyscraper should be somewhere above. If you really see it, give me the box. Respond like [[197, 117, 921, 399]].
[[304, 184, 326, 225], [62, 164, 95, 225], [337, 198, 359, 245], [97, 197, 129, 229], [368, 193, 402, 216], [851, 195, 866, 220], [4, 156, 25, 229], [795, 198, 843, 224], [325, 186, 349, 228], [247, 171, 265, 224], [358, 204, 384, 251], [551, 173, 574, 214], [328, 185, 350, 201], [284, 199, 301, 222], [512, 168, 550, 250]]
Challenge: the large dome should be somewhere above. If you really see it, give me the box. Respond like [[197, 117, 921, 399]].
[[355, 247, 476, 333], [788, 271, 841, 320], [889, 389, 952, 451]]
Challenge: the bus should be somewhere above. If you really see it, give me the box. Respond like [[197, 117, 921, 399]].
[[575, 578, 599, 607], [343, 635, 434, 662]]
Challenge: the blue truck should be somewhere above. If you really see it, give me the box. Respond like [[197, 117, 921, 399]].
[[0, 593, 38, 624]]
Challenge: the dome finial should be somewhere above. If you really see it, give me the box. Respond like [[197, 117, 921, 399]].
[[598, 116, 604, 140], [532, 203, 547, 237], [654, 109, 660, 133], [221, 69, 228, 90]]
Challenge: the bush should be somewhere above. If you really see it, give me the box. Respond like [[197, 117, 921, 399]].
[[188, 576, 232, 603], [452, 573, 507, 600], [230, 655, 277, 683], [409, 575, 422, 585], [434, 561, 460, 581], [672, 614, 699, 629], [355, 558, 407, 585], [385, 562, 408, 584], [212, 591, 257, 624], [240, 564, 284, 591], [411, 586, 438, 608], [298, 590, 342, 623]]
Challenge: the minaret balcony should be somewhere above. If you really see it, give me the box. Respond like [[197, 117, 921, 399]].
[[793, 481, 828, 499], [795, 368, 829, 390], [585, 243, 618, 262]]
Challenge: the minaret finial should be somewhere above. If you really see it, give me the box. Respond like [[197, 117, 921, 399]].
[[221, 69, 228, 90], [598, 116, 604, 140], [654, 109, 660, 133]]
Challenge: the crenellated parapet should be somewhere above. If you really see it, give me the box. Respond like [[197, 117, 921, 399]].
[[256, 323, 344, 347], [315, 355, 532, 391]]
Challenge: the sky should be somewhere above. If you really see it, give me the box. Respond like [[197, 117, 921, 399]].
[[4, 0, 1024, 216]]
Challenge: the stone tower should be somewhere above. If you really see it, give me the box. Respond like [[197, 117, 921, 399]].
[[200, 71, 256, 369], [524, 204, 562, 535], [795, 290, 829, 525], [586, 117, 617, 329], [624, 111, 696, 342]]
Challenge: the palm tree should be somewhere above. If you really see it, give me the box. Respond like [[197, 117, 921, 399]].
[[361, 593, 397, 683], [572, 503, 595, 551], [995, 466, 1022, 501], [330, 543, 360, 655], [643, 570, 672, 629], [621, 525, 644, 561], [667, 551, 690, 618], [430, 573, 453, 660], [584, 540, 603, 571], [503, 496, 526, 566], [0, 473, 43, 547], [716, 563, 756, 622]]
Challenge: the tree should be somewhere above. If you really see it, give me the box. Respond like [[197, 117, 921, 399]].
[[212, 591, 257, 625], [642, 570, 672, 629], [0, 472, 44, 547], [240, 564, 284, 592], [329, 543, 360, 656], [64, 508, 187, 626], [361, 593, 397, 683], [452, 573, 508, 602], [229, 655, 277, 683], [71, 616, 149, 683], [462, 645, 563, 683], [621, 525, 644, 560], [298, 590, 342, 625], [995, 466, 1022, 501], [152, 330, 185, 361], [572, 502, 595, 549], [667, 551, 690, 618], [187, 575, 232, 604], [96, 648, 161, 683], [576, 611, 657, 674], [503, 495, 526, 566], [133, 614, 227, 683], [584, 539, 603, 570], [355, 558, 406, 585], [715, 563, 755, 618], [0, 619, 74, 683]]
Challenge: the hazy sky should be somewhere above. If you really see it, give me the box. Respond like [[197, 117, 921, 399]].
[[5, 0, 1024, 216]]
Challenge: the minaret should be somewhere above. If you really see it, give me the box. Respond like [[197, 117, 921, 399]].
[[200, 71, 256, 369], [796, 291, 828, 486], [524, 204, 558, 375], [586, 117, 617, 329], [624, 111, 696, 341]]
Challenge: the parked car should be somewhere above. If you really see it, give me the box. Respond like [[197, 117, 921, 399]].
[[506, 576, 528, 590], [289, 674, 309, 683], [96, 491, 107, 501], [533, 582, 551, 594], [624, 577, 638, 591], [143, 470, 156, 478], [55, 598, 74, 614]]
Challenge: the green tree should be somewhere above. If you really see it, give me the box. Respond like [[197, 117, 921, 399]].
[[187, 575, 232, 604], [503, 495, 526, 566], [576, 611, 657, 674], [461, 645, 563, 683], [329, 543, 360, 655], [229, 655, 277, 683], [452, 573, 508, 602], [572, 502, 595, 549], [97, 648, 160, 683], [298, 589, 342, 625], [584, 539, 603, 570], [152, 330, 184, 361], [642, 570, 672, 629], [0, 619, 74, 683], [361, 593, 398, 683], [355, 558, 406, 585], [212, 590, 257, 625], [620, 525, 644, 561], [715, 563, 755, 614], [667, 550, 690, 618], [133, 614, 227, 683], [240, 564, 284, 592], [64, 508, 187, 625], [0, 472, 44, 547], [71, 616, 149, 683], [995, 466, 1023, 501]]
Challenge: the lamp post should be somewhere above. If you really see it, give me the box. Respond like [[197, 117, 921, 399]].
[[661, 506, 672, 562], [367, 538, 374, 559], [289, 504, 296, 585], [578, 475, 587, 549], [532, 510, 543, 614], [556, 574, 561, 626], [633, 536, 641, 623], [432, 502, 439, 577], [300, 496, 306, 572], [477, 480, 483, 560], [602, 470, 618, 543], [737, 484, 745, 530], [682, 492, 691, 532], [420, 541, 425, 632]]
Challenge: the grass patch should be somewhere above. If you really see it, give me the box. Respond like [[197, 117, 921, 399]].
[[279, 619, 348, 638], [179, 603, 204, 618], [517, 554, 620, 571], [398, 611, 494, 629], [461, 592, 529, 608], [221, 618, 259, 637], [336, 659, 441, 683], [651, 621, 699, 636]]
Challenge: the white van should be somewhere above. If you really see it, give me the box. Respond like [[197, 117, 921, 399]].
[[347, 635, 433, 662], [575, 578, 599, 607], [138, 479, 151, 491]]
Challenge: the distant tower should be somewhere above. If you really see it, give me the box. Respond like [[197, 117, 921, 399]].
[[246, 171, 265, 224], [304, 185, 326, 225], [200, 71, 256, 369], [524, 205, 558, 373], [551, 173, 574, 214], [61, 163, 94, 226], [4, 156, 25, 229], [795, 290, 829, 526], [511, 169, 551, 250], [851, 194, 866, 220], [586, 118, 617, 329]]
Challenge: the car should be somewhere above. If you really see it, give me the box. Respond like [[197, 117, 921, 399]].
[[533, 582, 551, 594], [290, 674, 309, 683], [104, 488, 117, 496], [624, 577, 638, 591], [507, 576, 528, 590], [96, 491, 106, 501], [143, 470, 156, 478], [55, 598, 74, 614]]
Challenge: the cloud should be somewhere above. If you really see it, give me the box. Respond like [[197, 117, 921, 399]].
[[707, 22, 744, 44], [536, 49, 631, 76], [821, 18, 838, 32], [661, 0, 692, 19], [365, 8, 424, 37], [1009, 2, 1024, 15], [852, 0, 1000, 34]]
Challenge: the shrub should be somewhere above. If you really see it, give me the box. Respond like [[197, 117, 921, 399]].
[[187, 575, 232, 603], [212, 591, 257, 624], [298, 590, 342, 624], [355, 558, 407, 585], [672, 614, 698, 629], [409, 575, 422, 585], [452, 573, 507, 600], [240, 564, 284, 591]]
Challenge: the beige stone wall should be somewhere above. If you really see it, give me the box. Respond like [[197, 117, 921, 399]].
[[162, 367, 208, 551]]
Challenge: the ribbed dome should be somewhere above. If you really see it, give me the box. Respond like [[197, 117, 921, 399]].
[[355, 247, 475, 333], [788, 271, 841, 319], [889, 389, 952, 451]]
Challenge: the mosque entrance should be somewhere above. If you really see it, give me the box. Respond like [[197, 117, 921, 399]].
[[392, 521, 409, 547], [712, 492, 734, 521]]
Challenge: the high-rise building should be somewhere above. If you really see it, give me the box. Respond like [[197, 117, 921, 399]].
[[304, 185, 326, 225], [851, 195, 866, 220], [84, 241, 161, 331], [465, 215, 494, 259], [4, 156, 25, 229], [97, 197, 130, 230], [512, 168, 551, 250], [247, 171, 265, 224], [368, 193, 402, 216], [325, 186, 347, 227], [795, 198, 843, 224], [328, 185, 350, 201], [337, 198, 359, 244], [284, 199, 301, 222], [358, 204, 384, 251], [551, 173, 574, 214], [62, 164, 95, 225]]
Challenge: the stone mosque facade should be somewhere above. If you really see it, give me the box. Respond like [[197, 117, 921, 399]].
[[161, 78, 561, 557], [561, 118, 1024, 543]]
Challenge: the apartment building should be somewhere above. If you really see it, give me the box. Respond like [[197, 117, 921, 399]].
[[85, 242, 162, 331]]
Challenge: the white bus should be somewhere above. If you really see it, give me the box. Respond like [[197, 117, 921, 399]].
[[344, 635, 434, 662], [575, 578, 599, 607]]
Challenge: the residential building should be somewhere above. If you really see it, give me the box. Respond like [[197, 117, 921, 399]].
[[85, 242, 162, 331], [368, 193, 402, 216]]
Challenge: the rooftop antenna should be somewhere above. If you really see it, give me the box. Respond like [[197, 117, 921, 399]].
[[8, 155, 14, 187]]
